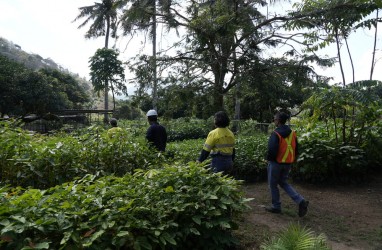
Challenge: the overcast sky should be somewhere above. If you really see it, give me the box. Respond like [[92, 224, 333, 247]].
[[0, 0, 381, 85]]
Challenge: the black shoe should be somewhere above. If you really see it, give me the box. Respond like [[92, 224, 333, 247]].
[[265, 207, 281, 214], [298, 200, 309, 217]]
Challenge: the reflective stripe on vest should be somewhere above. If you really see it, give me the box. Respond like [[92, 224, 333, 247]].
[[274, 130, 296, 163]]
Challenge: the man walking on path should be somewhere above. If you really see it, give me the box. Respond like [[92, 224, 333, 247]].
[[265, 111, 309, 217]]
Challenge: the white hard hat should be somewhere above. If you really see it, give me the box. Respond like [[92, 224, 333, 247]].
[[146, 109, 158, 116]]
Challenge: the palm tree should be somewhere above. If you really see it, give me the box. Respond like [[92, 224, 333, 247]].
[[73, 0, 118, 121], [117, 0, 173, 111]]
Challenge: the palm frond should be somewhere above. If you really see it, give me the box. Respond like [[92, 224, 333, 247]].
[[260, 223, 331, 250]]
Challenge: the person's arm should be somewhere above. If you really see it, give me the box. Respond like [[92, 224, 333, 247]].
[[146, 126, 153, 141], [198, 132, 214, 162], [198, 149, 210, 163], [266, 132, 279, 161]]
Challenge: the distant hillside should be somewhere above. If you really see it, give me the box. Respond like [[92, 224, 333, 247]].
[[1, 37, 60, 71], [0, 36, 93, 93]]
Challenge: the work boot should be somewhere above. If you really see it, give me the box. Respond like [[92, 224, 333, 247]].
[[298, 200, 309, 217], [265, 207, 282, 214]]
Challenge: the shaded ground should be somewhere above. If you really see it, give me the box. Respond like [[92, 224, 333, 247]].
[[235, 174, 382, 250]]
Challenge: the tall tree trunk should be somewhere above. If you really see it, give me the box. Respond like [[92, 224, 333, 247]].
[[335, 29, 346, 86], [233, 44, 240, 132], [112, 87, 116, 111], [152, 0, 158, 110], [331, 102, 338, 144], [344, 38, 355, 83], [342, 108, 346, 144], [210, 49, 226, 112], [233, 79, 241, 132], [213, 75, 224, 112], [104, 17, 111, 122], [370, 10, 378, 80]]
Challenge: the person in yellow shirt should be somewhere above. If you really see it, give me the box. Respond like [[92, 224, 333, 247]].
[[107, 118, 123, 139], [197, 111, 235, 173]]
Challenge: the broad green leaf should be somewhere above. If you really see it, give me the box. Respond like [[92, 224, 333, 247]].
[[190, 227, 201, 235], [117, 231, 130, 237], [192, 216, 201, 225], [21, 242, 50, 249], [161, 232, 177, 245], [0, 219, 10, 226]]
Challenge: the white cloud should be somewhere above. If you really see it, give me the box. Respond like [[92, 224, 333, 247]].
[[0, 0, 104, 79]]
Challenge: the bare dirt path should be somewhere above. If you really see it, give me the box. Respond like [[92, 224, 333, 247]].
[[237, 174, 382, 250]]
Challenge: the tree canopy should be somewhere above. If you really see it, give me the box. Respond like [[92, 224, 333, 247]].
[[0, 55, 90, 117], [89, 48, 127, 111]]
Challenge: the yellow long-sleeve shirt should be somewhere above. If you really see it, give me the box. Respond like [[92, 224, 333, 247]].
[[203, 127, 235, 156]]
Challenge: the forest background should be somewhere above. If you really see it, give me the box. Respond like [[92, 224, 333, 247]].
[[1, 0, 382, 122], [1, 1, 382, 248]]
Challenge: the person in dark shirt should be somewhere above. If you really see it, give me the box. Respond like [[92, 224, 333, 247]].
[[146, 109, 167, 152], [265, 111, 309, 217]]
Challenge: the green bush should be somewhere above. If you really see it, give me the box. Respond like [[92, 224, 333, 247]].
[[164, 118, 211, 142], [360, 129, 382, 173], [2, 117, 382, 188], [167, 138, 203, 163], [294, 124, 369, 184], [260, 223, 330, 250], [0, 122, 170, 189], [167, 134, 269, 183], [0, 163, 251, 250], [232, 135, 268, 182]]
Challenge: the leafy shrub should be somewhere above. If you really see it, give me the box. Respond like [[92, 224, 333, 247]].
[[260, 223, 330, 250], [294, 125, 369, 184], [360, 128, 382, 173], [232, 135, 269, 182], [167, 138, 203, 163], [119, 118, 211, 142], [0, 163, 251, 250], [234, 119, 270, 136], [167, 134, 269, 183], [2, 117, 381, 188], [164, 118, 211, 142], [0, 122, 170, 189]]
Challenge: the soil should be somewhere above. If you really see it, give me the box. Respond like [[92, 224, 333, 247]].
[[236, 173, 382, 250]]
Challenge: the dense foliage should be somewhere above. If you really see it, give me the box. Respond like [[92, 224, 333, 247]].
[[0, 122, 167, 189], [1, 111, 382, 248], [0, 55, 90, 117], [2, 110, 382, 189], [0, 119, 267, 189], [164, 118, 212, 142], [0, 164, 250, 250], [293, 81, 382, 183], [90, 48, 127, 111]]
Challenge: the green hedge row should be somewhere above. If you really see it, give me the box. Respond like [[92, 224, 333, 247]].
[[0, 163, 251, 250], [0, 123, 170, 189], [2, 119, 382, 189]]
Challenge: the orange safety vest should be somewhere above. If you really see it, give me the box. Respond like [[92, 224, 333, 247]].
[[274, 130, 297, 163]]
